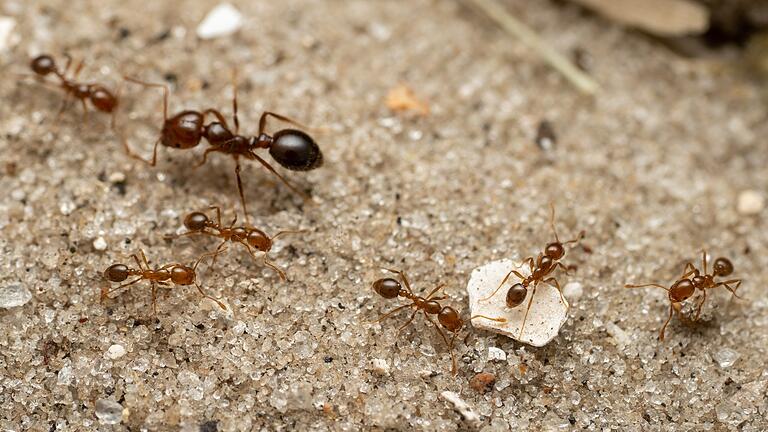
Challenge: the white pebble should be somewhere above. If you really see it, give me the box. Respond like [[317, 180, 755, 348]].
[[106, 344, 126, 359], [487, 346, 507, 362], [605, 322, 631, 347], [714, 347, 740, 369], [737, 190, 764, 215], [196, 3, 243, 39], [0, 283, 32, 308], [0, 16, 18, 52], [95, 399, 124, 425], [440, 391, 481, 426], [563, 281, 583, 301], [93, 237, 108, 251], [467, 259, 569, 347], [107, 172, 125, 183], [370, 358, 390, 376]]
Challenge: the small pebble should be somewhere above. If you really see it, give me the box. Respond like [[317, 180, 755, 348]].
[[469, 372, 496, 393], [197, 3, 243, 39], [737, 190, 764, 215], [370, 358, 390, 376], [106, 344, 126, 359], [95, 399, 124, 425], [440, 391, 481, 426], [487, 346, 507, 362], [93, 237, 108, 251], [0, 16, 18, 52], [714, 347, 740, 369], [563, 282, 583, 301], [107, 172, 125, 183], [0, 283, 32, 308]]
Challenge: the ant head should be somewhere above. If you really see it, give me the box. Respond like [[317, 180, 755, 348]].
[[372, 277, 401, 299], [506, 283, 528, 308], [269, 129, 323, 171], [544, 242, 565, 259], [713, 257, 734, 276], [247, 229, 272, 252], [31, 55, 56, 76], [670, 279, 695, 302], [89, 86, 118, 113], [184, 212, 209, 231], [438, 306, 463, 332], [104, 264, 129, 282], [170, 265, 195, 285]]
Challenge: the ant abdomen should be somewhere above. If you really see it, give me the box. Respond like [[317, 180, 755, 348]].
[[373, 277, 401, 299], [269, 129, 323, 171], [183, 212, 210, 231], [170, 265, 195, 285], [163, 111, 205, 149], [31, 55, 56, 76], [104, 264, 130, 282], [89, 86, 118, 113], [438, 307, 462, 332], [246, 229, 271, 252], [506, 283, 527, 307]]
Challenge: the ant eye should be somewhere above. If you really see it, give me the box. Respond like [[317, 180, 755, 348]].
[[104, 264, 129, 282], [269, 129, 323, 171]]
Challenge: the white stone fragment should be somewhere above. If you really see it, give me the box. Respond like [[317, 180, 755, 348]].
[[196, 3, 243, 39], [440, 391, 480, 426], [467, 259, 569, 347], [0, 283, 32, 308], [370, 358, 390, 376], [563, 281, 583, 301], [93, 237, 107, 251], [605, 322, 631, 348], [106, 344, 126, 359], [95, 399, 124, 425], [487, 346, 507, 362], [0, 16, 19, 52], [737, 190, 764, 215], [200, 297, 233, 319], [714, 347, 740, 369]]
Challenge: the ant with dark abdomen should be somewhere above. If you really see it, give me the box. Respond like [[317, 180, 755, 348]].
[[474, 204, 584, 339], [371, 268, 504, 375], [28, 54, 119, 126], [625, 250, 742, 340], [121, 73, 322, 224], [102, 248, 227, 313], [165, 206, 300, 280]]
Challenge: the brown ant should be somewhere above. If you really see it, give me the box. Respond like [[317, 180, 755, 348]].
[[28, 54, 119, 125], [371, 268, 504, 375], [102, 249, 227, 313], [121, 73, 322, 223], [625, 251, 742, 341], [475, 204, 584, 339], [165, 206, 299, 280]]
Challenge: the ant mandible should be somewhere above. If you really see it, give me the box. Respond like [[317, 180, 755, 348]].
[[102, 249, 227, 313], [625, 251, 742, 341], [121, 73, 323, 224], [371, 268, 503, 375], [29, 54, 119, 125], [475, 204, 584, 339], [165, 206, 301, 280]]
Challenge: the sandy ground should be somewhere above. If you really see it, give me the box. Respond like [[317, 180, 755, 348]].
[[1, 0, 767, 430]]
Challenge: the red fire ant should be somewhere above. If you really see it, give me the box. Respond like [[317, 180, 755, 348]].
[[625, 251, 742, 340], [28, 54, 119, 125], [475, 204, 583, 339], [165, 206, 300, 280], [120, 73, 322, 223], [102, 249, 227, 313], [371, 268, 504, 375]]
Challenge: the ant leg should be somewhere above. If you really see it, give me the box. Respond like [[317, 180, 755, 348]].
[[271, 229, 306, 241], [425, 283, 446, 300], [371, 303, 413, 324], [201, 108, 230, 129], [193, 246, 229, 271], [247, 151, 311, 200], [554, 262, 571, 275], [151, 282, 158, 315], [395, 308, 419, 337], [80, 98, 90, 127], [231, 69, 239, 134], [562, 230, 586, 246], [123, 76, 169, 120], [194, 282, 227, 310], [717, 279, 743, 299], [479, 269, 524, 302], [523, 257, 535, 272], [423, 312, 455, 375], [624, 283, 670, 292], [240, 240, 287, 280], [234, 157, 251, 226], [658, 304, 674, 341], [470, 314, 507, 323], [138, 249, 150, 269], [101, 277, 143, 300], [693, 289, 707, 321], [207, 240, 229, 271], [72, 59, 85, 79], [193, 148, 220, 169], [543, 277, 567, 306], [258, 111, 312, 135], [680, 262, 697, 279], [518, 283, 538, 339], [128, 253, 144, 271], [701, 250, 708, 274], [447, 331, 460, 376], [208, 205, 223, 227]]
